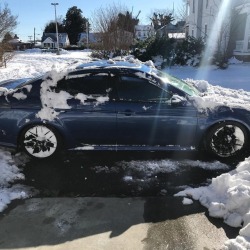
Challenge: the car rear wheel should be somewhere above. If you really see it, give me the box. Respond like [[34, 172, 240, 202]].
[[205, 121, 249, 158], [20, 125, 62, 159]]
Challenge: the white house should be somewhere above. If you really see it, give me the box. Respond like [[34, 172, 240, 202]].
[[41, 33, 70, 49], [77, 32, 100, 47], [186, 0, 250, 59], [156, 21, 186, 40], [134, 25, 155, 41], [233, 1, 250, 57]]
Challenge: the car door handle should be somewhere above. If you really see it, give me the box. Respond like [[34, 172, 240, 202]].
[[118, 110, 135, 116]]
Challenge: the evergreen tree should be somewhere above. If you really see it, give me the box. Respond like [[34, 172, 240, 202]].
[[2, 32, 13, 43], [64, 6, 88, 45], [44, 21, 66, 33], [117, 11, 139, 33]]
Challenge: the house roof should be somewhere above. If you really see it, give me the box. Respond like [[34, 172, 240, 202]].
[[135, 25, 154, 31], [8, 38, 22, 44], [158, 21, 185, 32], [78, 33, 100, 43], [42, 33, 69, 43]]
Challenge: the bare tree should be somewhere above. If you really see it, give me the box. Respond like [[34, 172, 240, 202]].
[[175, 0, 188, 22], [0, 3, 18, 65], [0, 4, 17, 39], [91, 3, 137, 50]]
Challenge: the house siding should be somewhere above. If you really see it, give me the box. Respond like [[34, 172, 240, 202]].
[[187, 0, 250, 59]]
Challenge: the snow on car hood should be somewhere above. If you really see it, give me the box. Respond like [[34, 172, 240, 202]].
[[187, 79, 250, 112]]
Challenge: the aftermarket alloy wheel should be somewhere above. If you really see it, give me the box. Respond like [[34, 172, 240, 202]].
[[21, 125, 61, 159], [205, 121, 249, 158]]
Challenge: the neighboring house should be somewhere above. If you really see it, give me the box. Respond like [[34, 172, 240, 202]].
[[156, 21, 186, 40], [134, 25, 155, 41], [186, 0, 250, 59], [8, 38, 31, 50], [233, 1, 250, 59], [186, 0, 220, 39], [77, 32, 101, 47], [41, 33, 70, 49]]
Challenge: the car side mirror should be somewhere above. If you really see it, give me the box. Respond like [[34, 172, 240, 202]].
[[171, 95, 187, 107]]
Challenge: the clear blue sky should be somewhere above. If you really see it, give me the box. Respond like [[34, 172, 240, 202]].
[[4, 0, 183, 42]]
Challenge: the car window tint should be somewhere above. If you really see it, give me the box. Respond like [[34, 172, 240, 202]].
[[117, 76, 171, 103], [26, 79, 43, 98], [56, 74, 113, 97], [11, 79, 42, 104]]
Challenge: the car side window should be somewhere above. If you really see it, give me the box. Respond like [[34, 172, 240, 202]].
[[117, 76, 171, 103], [10, 79, 42, 104], [26, 79, 43, 98], [56, 73, 116, 101]]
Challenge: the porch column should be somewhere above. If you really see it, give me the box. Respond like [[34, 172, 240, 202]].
[[243, 13, 250, 52]]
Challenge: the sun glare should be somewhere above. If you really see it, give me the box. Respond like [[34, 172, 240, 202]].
[[197, 0, 231, 78]]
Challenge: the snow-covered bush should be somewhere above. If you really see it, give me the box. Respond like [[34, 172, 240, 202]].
[[174, 36, 205, 67]]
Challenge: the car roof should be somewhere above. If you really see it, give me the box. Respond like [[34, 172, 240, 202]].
[[0, 78, 32, 89], [75, 58, 156, 75]]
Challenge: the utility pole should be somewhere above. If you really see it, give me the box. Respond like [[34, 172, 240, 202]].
[[86, 20, 89, 49], [51, 3, 60, 55], [34, 27, 35, 46]]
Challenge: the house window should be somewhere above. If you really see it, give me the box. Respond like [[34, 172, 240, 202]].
[[192, 30, 194, 37], [193, 0, 195, 13], [205, 24, 208, 37]]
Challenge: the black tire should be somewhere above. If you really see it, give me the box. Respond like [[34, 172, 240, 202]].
[[205, 121, 249, 159], [20, 124, 62, 159]]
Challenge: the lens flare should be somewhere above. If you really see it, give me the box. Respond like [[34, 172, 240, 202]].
[[197, 0, 231, 79]]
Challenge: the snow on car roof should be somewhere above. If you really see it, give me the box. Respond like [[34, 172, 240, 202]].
[[76, 57, 156, 74]]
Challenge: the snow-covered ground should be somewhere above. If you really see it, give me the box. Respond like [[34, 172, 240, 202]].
[[0, 49, 250, 249]]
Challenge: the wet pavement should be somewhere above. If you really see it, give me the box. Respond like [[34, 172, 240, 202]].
[[20, 151, 236, 198], [0, 197, 239, 250]]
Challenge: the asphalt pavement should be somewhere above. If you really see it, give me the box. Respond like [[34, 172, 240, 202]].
[[0, 196, 239, 250], [0, 151, 241, 250]]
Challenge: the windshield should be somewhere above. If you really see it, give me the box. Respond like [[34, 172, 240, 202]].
[[154, 70, 200, 96]]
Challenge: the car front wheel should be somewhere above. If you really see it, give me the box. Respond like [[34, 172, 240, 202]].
[[20, 125, 62, 159], [205, 121, 249, 159]]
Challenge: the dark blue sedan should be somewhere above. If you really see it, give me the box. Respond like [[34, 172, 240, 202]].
[[0, 60, 249, 159]]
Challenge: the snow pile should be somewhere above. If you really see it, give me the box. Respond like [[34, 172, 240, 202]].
[[185, 78, 250, 112], [228, 57, 243, 65], [175, 157, 250, 249], [0, 148, 32, 212], [0, 50, 92, 81]]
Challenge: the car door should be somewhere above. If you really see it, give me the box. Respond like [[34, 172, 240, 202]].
[[56, 71, 117, 146], [115, 74, 198, 147]]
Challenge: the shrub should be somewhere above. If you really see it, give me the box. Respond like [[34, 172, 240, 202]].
[[132, 36, 175, 67], [174, 36, 205, 66]]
